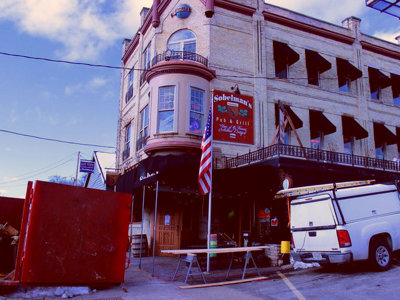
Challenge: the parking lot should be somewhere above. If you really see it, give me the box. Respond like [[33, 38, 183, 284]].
[[5, 255, 400, 299]]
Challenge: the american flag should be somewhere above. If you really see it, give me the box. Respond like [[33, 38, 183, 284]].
[[198, 104, 213, 195]]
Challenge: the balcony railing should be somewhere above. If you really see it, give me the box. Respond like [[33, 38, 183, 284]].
[[224, 144, 400, 173], [140, 50, 209, 85]]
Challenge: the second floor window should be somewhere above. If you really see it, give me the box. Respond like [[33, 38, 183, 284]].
[[123, 123, 131, 160], [158, 86, 175, 133], [126, 69, 134, 103], [189, 88, 204, 135], [137, 106, 149, 150]]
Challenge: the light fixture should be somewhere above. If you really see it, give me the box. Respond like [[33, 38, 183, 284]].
[[231, 84, 241, 94], [366, 0, 400, 19]]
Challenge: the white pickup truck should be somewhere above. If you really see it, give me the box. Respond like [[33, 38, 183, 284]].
[[277, 181, 400, 271]]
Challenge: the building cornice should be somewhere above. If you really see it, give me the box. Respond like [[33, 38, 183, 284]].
[[215, 0, 256, 16], [263, 11, 355, 45], [361, 41, 400, 61]]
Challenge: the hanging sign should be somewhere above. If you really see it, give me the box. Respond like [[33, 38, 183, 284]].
[[171, 4, 191, 18], [79, 160, 95, 173], [213, 89, 254, 144]]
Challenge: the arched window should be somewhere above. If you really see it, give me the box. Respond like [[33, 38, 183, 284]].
[[167, 29, 196, 53]]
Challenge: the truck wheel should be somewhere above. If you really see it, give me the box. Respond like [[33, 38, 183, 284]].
[[370, 238, 391, 271]]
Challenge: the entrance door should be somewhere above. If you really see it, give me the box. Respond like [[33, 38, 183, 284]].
[[156, 209, 182, 256]]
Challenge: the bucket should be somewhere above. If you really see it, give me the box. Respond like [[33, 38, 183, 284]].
[[131, 234, 148, 257], [281, 241, 290, 254]]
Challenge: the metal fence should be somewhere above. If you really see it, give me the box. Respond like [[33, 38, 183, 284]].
[[224, 144, 400, 172]]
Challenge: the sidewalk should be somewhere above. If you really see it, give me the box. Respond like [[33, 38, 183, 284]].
[[2, 256, 297, 300]]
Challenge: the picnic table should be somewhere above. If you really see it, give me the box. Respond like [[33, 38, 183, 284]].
[[161, 246, 271, 285]]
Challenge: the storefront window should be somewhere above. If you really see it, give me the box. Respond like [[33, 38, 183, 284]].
[[158, 86, 175, 132], [189, 88, 204, 135]]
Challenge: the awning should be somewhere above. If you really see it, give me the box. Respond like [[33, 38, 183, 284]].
[[392, 73, 400, 93], [273, 41, 300, 66], [274, 104, 303, 129], [373, 123, 397, 146], [397, 127, 400, 148], [337, 58, 362, 82], [342, 116, 368, 140], [309, 110, 336, 139], [306, 49, 331, 74], [116, 154, 201, 193], [368, 67, 392, 89]]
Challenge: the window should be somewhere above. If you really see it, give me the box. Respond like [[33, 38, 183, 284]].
[[375, 143, 385, 159], [158, 86, 175, 132], [123, 124, 131, 160], [167, 30, 196, 60], [125, 69, 134, 103], [189, 88, 204, 135], [311, 133, 323, 150], [273, 41, 299, 80], [336, 58, 362, 93], [368, 67, 391, 101], [143, 43, 151, 71], [343, 137, 354, 154], [306, 50, 331, 86], [391, 73, 400, 106], [137, 106, 149, 150], [284, 127, 291, 145]]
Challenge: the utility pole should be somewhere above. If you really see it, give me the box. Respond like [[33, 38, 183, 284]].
[[74, 151, 80, 186]]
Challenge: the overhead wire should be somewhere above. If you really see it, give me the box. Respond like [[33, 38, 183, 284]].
[[0, 50, 376, 81], [0, 156, 76, 186], [0, 129, 115, 149]]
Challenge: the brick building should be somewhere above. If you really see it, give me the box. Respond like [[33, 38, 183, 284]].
[[116, 0, 400, 254]]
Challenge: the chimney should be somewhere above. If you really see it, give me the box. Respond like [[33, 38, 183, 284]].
[[342, 16, 361, 35], [140, 7, 150, 26]]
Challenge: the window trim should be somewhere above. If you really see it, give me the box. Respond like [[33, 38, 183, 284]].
[[187, 85, 205, 136], [157, 85, 178, 133]]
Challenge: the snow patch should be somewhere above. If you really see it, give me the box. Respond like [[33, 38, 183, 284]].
[[291, 256, 320, 269], [9, 286, 92, 299]]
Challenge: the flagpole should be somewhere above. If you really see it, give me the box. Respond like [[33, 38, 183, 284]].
[[206, 90, 214, 273]]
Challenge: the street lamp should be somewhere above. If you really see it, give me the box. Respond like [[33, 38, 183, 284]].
[[366, 0, 400, 19]]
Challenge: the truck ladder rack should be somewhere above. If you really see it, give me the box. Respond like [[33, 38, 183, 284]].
[[274, 180, 375, 199]]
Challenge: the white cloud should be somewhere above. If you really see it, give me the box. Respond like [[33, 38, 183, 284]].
[[0, 189, 7, 195], [266, 0, 364, 24], [64, 76, 110, 95], [373, 29, 400, 44], [0, 0, 153, 61]]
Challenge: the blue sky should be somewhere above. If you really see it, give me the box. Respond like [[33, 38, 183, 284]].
[[0, 0, 399, 198]]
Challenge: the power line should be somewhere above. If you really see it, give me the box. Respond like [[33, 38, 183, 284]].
[[0, 51, 136, 71], [0, 157, 75, 186], [0, 129, 115, 149]]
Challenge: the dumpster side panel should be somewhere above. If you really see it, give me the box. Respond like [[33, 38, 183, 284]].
[[19, 181, 131, 286]]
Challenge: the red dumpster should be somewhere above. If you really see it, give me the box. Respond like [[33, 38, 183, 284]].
[[9, 181, 131, 287]]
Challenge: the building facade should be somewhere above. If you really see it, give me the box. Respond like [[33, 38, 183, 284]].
[[116, 0, 400, 254]]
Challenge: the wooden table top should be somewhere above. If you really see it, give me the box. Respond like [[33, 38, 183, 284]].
[[161, 245, 271, 255]]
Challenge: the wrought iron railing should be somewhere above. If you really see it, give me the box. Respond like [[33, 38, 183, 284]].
[[224, 144, 400, 173], [140, 50, 209, 85]]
